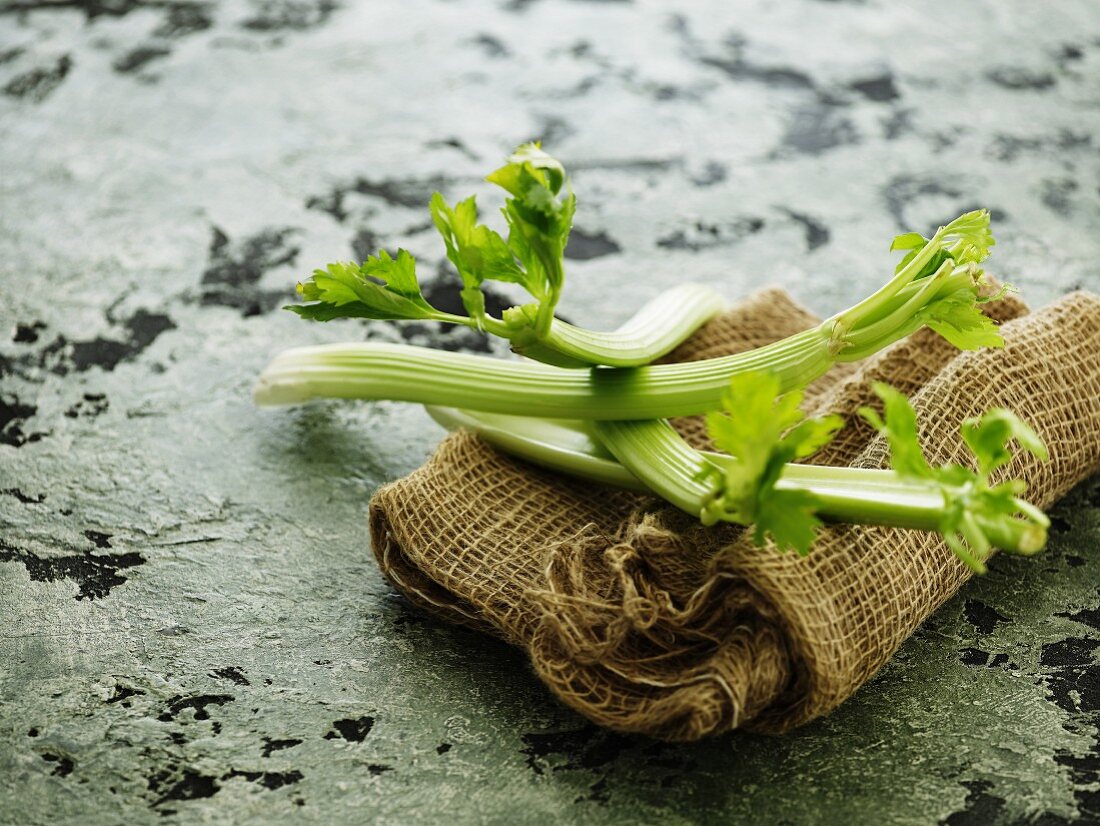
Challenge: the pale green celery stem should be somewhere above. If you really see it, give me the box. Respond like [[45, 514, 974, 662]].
[[589, 418, 943, 522], [834, 271, 978, 363], [429, 405, 983, 535], [594, 418, 1042, 553], [831, 225, 948, 330], [534, 256, 563, 337], [427, 407, 637, 490], [841, 260, 955, 348], [253, 326, 835, 419], [517, 283, 727, 368], [838, 238, 972, 331], [524, 265, 965, 369], [257, 257, 980, 418], [835, 269, 976, 360], [425, 405, 918, 489]]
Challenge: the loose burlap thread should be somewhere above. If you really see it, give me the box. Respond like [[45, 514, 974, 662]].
[[369, 288, 1100, 740]]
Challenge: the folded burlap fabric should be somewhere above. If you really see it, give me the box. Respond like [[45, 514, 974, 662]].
[[369, 288, 1100, 740]]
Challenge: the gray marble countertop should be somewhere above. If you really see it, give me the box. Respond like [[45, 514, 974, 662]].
[[2, 1, 1099, 823]]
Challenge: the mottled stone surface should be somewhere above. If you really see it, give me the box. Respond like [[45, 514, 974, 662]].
[[1, 1, 1099, 823]]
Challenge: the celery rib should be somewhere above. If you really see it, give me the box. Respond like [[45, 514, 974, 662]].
[[425, 406, 639, 490], [258, 240, 991, 420], [424, 406, 1044, 556], [426, 406, 957, 524], [593, 419, 1044, 554], [517, 283, 727, 367], [254, 327, 834, 420]]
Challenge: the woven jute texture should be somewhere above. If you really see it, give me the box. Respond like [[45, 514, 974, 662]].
[[369, 288, 1100, 740]]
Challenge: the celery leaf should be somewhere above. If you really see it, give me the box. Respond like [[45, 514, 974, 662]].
[[429, 193, 527, 325], [705, 371, 843, 554], [488, 143, 575, 331], [859, 383, 1049, 572], [962, 408, 1048, 476], [289, 250, 441, 322], [857, 382, 931, 478], [919, 294, 1005, 350]]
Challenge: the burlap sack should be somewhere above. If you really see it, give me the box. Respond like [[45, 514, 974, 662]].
[[369, 288, 1100, 740]]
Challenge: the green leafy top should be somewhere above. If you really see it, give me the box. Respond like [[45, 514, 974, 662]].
[[289, 251, 442, 322], [889, 210, 1002, 350], [428, 193, 525, 329], [859, 383, 1049, 572], [837, 209, 1005, 357], [913, 288, 1005, 351], [889, 209, 996, 276], [486, 143, 576, 334], [700, 372, 843, 554], [289, 142, 574, 342]]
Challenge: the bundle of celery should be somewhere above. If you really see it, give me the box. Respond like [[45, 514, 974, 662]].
[[255, 144, 1049, 572]]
